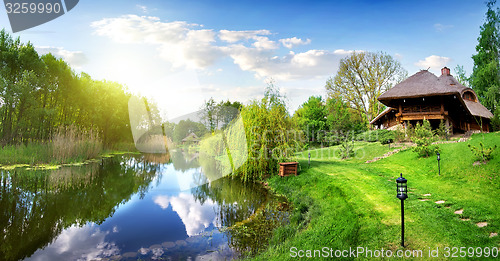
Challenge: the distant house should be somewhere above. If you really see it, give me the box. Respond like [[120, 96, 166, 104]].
[[371, 67, 493, 133], [181, 133, 200, 145]]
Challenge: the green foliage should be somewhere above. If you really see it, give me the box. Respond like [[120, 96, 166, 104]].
[[470, 0, 500, 113], [325, 97, 367, 133], [0, 29, 143, 147], [200, 98, 243, 132], [293, 96, 367, 146], [172, 119, 207, 143], [436, 119, 450, 140], [468, 142, 497, 162], [412, 120, 439, 157], [491, 106, 500, 131], [325, 51, 407, 122], [338, 133, 355, 159], [356, 129, 393, 144], [293, 96, 327, 143], [454, 65, 470, 87], [236, 82, 300, 182]]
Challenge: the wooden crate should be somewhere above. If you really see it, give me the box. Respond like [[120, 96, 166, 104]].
[[279, 162, 299, 177]]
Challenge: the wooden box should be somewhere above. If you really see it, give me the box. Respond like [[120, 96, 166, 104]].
[[279, 162, 299, 177]]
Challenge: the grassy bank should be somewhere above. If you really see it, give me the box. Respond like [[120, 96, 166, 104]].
[[0, 127, 137, 166], [253, 133, 499, 260], [0, 142, 137, 166]]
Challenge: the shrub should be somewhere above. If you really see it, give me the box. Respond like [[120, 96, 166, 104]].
[[380, 131, 394, 144], [412, 120, 439, 157], [468, 142, 497, 162], [436, 120, 450, 140], [356, 129, 391, 143], [338, 133, 355, 159]]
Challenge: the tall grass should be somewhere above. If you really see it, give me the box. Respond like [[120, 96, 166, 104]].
[[52, 126, 103, 163], [0, 126, 104, 165], [0, 143, 51, 165]]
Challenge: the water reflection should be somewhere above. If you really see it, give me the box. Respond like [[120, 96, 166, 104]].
[[0, 156, 158, 261], [0, 153, 288, 260], [153, 193, 218, 237]]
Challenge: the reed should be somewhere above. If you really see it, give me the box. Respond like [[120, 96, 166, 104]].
[[51, 126, 103, 163]]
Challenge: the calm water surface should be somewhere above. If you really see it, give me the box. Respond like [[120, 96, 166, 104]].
[[0, 152, 289, 261]]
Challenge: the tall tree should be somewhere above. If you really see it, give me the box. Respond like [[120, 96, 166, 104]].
[[470, 0, 500, 113], [325, 97, 366, 133], [325, 51, 407, 122], [293, 96, 327, 142]]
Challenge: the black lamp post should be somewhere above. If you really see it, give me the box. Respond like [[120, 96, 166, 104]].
[[437, 152, 441, 176], [396, 173, 408, 247], [308, 152, 311, 168]]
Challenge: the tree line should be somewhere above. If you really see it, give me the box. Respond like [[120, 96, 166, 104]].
[[469, 0, 500, 130], [0, 29, 144, 147]]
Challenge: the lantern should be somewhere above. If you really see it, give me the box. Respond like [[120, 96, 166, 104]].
[[396, 173, 408, 200], [396, 173, 408, 247]]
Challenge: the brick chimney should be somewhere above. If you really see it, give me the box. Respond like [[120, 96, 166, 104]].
[[441, 67, 450, 76]]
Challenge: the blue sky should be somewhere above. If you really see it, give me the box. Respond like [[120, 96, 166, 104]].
[[0, 0, 491, 119]]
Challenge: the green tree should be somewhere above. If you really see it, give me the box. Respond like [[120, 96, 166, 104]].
[[412, 120, 439, 158], [237, 82, 299, 182], [454, 65, 470, 87], [0, 29, 144, 147], [293, 96, 327, 143], [325, 97, 367, 133], [325, 51, 407, 122], [470, 0, 500, 113], [173, 119, 207, 143], [200, 98, 217, 132]]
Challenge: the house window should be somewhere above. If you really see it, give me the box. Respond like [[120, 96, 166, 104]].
[[463, 92, 476, 102]]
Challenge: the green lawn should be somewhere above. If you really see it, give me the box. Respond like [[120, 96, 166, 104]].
[[253, 133, 500, 260]]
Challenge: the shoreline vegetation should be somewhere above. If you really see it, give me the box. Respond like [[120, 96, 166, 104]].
[[0, 125, 138, 169]]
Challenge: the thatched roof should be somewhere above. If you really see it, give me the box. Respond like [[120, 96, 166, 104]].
[[377, 69, 493, 119], [464, 100, 494, 118], [378, 70, 467, 102], [182, 132, 200, 142], [369, 107, 394, 124]]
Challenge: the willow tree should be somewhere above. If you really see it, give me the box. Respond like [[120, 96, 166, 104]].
[[325, 51, 407, 122]]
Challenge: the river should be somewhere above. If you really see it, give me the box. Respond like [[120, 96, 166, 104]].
[[0, 151, 289, 261]]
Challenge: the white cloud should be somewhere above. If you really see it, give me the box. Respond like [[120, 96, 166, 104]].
[[252, 36, 278, 50], [228, 46, 351, 80], [154, 195, 170, 209], [415, 55, 451, 71], [218, 29, 271, 43], [153, 193, 219, 236], [279, 37, 311, 49], [28, 224, 120, 260], [91, 15, 222, 69], [35, 46, 88, 68], [136, 4, 148, 13], [91, 15, 352, 80], [434, 23, 454, 32]]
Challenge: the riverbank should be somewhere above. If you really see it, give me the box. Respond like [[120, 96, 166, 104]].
[[0, 141, 138, 169], [253, 132, 499, 260]]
